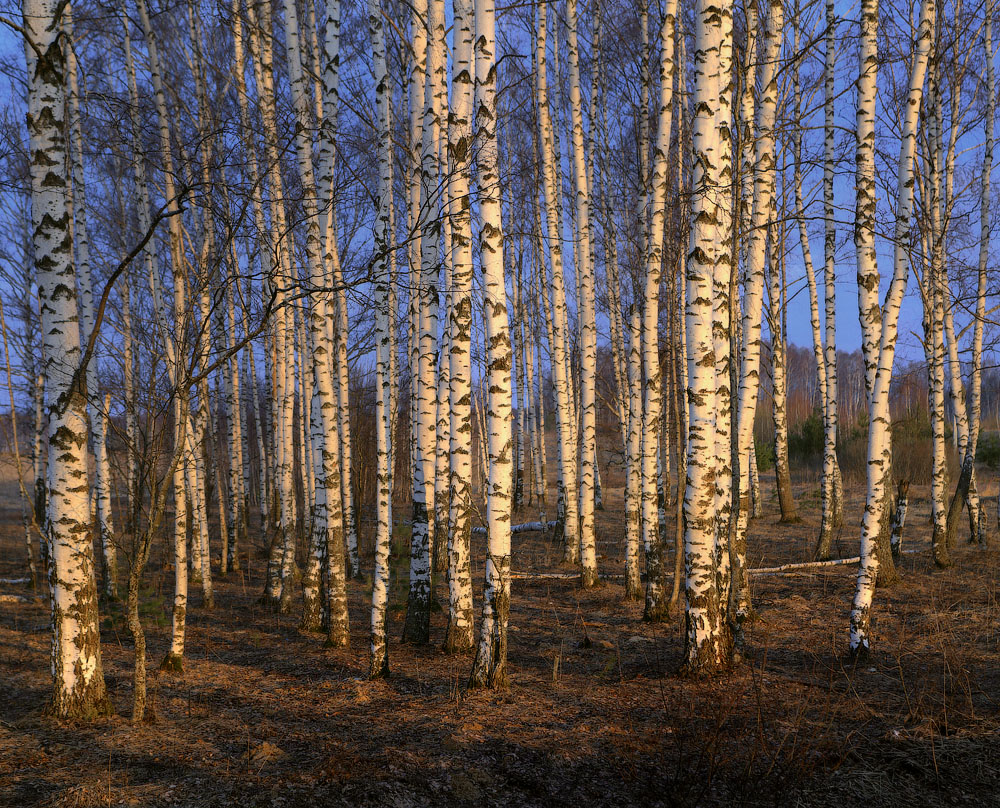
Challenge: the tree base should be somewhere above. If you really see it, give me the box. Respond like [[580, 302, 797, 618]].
[[401, 602, 430, 645], [324, 631, 350, 649], [159, 653, 184, 675], [847, 643, 871, 664], [49, 688, 112, 722], [643, 601, 671, 623], [369, 655, 390, 680]]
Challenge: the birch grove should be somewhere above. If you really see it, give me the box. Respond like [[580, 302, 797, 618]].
[[5, 0, 998, 729]]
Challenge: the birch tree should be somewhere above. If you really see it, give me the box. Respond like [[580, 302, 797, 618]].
[[732, 0, 782, 649], [535, 0, 579, 561], [565, 0, 599, 587], [25, 0, 110, 718], [642, 0, 678, 622], [850, 0, 936, 657], [683, 0, 732, 674], [368, 0, 396, 677], [469, 0, 512, 689], [444, 0, 476, 654]]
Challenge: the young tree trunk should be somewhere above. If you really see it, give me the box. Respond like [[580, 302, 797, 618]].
[[790, 2, 835, 558], [134, 0, 193, 671], [889, 480, 909, 563], [768, 237, 799, 525], [566, 0, 600, 588], [368, 0, 396, 676], [94, 396, 116, 600], [624, 308, 643, 600], [969, 0, 994, 547], [923, 78, 950, 567]]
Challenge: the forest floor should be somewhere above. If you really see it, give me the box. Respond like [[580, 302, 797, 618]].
[[2, 457, 1000, 807]]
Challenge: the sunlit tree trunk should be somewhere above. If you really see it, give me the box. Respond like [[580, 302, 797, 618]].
[[682, 0, 731, 674], [822, 0, 844, 533], [535, 0, 578, 561], [25, 0, 110, 717], [65, 9, 116, 601], [731, 0, 781, 648], [443, 0, 476, 655], [469, 0, 512, 689], [566, 0, 599, 587], [315, 0, 358, 580], [368, 0, 396, 676], [403, 0, 443, 645], [923, 60, 949, 566], [642, 0, 677, 622], [850, 0, 935, 656], [245, 0, 299, 613], [712, 0, 735, 616], [280, 0, 351, 644]]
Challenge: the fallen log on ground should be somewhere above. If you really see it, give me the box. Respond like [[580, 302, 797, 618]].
[[473, 520, 556, 536]]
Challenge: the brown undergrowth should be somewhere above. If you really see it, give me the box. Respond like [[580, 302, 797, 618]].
[[1, 467, 999, 807]]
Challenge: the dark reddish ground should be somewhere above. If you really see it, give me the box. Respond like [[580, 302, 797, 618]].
[[2, 466, 999, 807]]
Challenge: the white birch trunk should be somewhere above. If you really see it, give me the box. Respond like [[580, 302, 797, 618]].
[[565, 0, 599, 587], [368, 0, 396, 676], [731, 0, 781, 648], [683, 0, 731, 672], [25, 0, 109, 716], [849, 0, 935, 656], [280, 0, 351, 644], [641, 0, 677, 621], [443, 0, 476, 652], [469, 0, 512, 688], [535, 1, 579, 560], [971, 0, 994, 543], [135, 0, 192, 670], [624, 307, 643, 599]]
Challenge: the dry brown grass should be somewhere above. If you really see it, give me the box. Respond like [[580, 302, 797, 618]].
[[1, 451, 999, 807]]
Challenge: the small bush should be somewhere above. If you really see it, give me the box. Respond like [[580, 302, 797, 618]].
[[789, 408, 825, 462], [755, 439, 775, 472], [977, 432, 1000, 469]]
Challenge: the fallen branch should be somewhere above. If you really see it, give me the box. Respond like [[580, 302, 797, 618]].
[[473, 520, 556, 536], [749, 557, 861, 575], [509, 550, 922, 581]]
